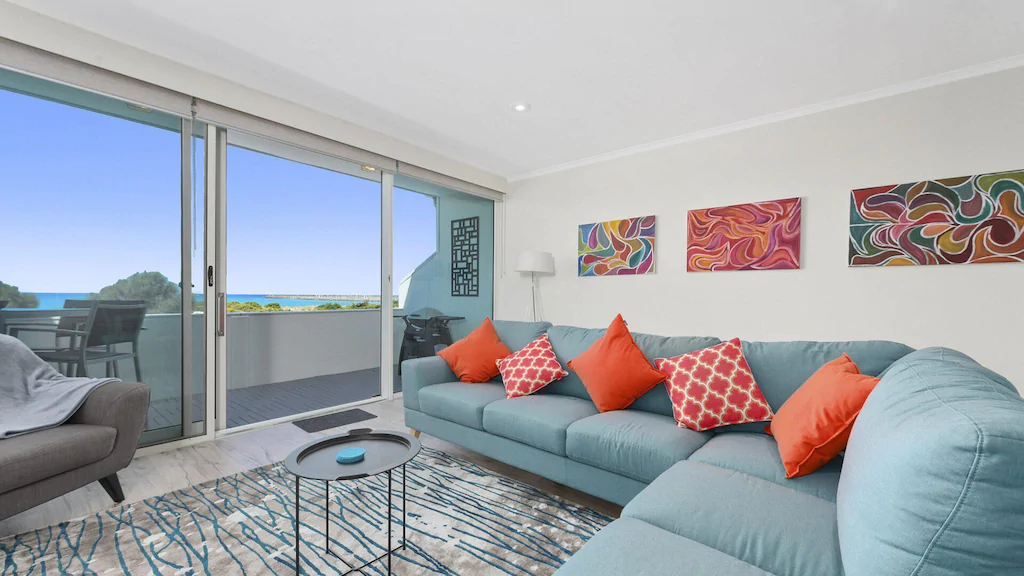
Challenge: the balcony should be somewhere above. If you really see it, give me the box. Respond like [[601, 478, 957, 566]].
[[1, 308, 415, 433]]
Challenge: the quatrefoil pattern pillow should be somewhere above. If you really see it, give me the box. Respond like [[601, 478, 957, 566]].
[[496, 334, 568, 399], [655, 338, 774, 432]]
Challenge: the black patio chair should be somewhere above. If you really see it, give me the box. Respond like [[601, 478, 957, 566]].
[[29, 302, 148, 379]]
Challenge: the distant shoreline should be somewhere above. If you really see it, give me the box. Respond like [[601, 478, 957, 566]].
[[264, 294, 382, 302], [23, 292, 396, 310]]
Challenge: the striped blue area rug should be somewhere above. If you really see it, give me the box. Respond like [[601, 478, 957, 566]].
[[0, 447, 611, 575]]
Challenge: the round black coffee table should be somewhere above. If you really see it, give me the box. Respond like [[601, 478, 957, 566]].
[[284, 428, 421, 575]]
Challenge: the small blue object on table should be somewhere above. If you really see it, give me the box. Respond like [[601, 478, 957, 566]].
[[336, 447, 366, 464]]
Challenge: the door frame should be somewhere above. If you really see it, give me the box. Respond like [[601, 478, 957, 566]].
[[205, 128, 395, 436]]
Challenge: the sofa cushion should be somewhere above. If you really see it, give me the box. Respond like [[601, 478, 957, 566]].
[[544, 325, 719, 413], [838, 347, 1024, 576], [624, 460, 843, 576], [688, 432, 842, 502], [437, 318, 511, 383], [769, 352, 880, 478], [0, 424, 116, 493], [566, 314, 667, 412], [566, 411, 711, 483], [656, 338, 774, 431], [554, 518, 771, 576], [630, 333, 722, 416], [417, 382, 506, 430], [720, 339, 914, 434], [496, 334, 568, 398], [492, 320, 552, 353], [483, 395, 598, 455]]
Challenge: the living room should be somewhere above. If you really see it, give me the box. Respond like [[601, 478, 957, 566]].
[[1, 2, 1022, 575]]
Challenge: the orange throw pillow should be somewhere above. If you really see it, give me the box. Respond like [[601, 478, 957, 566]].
[[769, 353, 880, 478], [437, 318, 512, 383], [566, 314, 666, 412]]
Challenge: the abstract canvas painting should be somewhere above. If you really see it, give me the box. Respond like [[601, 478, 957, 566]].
[[849, 170, 1024, 266], [578, 215, 656, 276], [686, 198, 801, 272]]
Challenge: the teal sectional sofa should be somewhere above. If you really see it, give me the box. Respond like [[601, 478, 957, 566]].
[[402, 320, 1024, 575]]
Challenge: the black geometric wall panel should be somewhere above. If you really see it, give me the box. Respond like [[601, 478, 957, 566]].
[[451, 216, 480, 297]]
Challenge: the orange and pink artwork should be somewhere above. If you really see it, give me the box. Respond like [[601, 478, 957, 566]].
[[686, 198, 801, 272]]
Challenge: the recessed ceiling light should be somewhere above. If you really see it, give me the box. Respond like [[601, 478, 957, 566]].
[[510, 102, 531, 113], [361, 165, 377, 172]]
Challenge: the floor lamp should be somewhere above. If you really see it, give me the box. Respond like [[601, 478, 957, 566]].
[[515, 251, 554, 322]]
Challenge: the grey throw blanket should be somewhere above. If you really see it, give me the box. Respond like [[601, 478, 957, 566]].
[[0, 334, 118, 438]]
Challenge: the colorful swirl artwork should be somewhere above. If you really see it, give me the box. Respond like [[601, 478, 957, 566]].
[[578, 216, 656, 276], [686, 198, 801, 272], [849, 170, 1024, 266]]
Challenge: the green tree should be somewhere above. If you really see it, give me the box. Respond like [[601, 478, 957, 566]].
[[0, 281, 39, 308], [263, 302, 282, 311], [92, 271, 192, 313], [315, 302, 343, 310], [226, 301, 264, 313]]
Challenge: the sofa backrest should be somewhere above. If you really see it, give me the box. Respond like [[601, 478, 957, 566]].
[[543, 324, 720, 416], [716, 339, 916, 433], [492, 320, 552, 353], [837, 347, 1024, 575], [494, 321, 917, 423]]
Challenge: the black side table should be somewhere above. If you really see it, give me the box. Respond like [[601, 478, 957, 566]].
[[284, 428, 421, 575]]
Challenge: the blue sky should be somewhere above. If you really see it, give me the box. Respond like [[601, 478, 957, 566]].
[[0, 88, 436, 295]]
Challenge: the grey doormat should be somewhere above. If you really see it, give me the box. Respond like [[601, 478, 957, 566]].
[[292, 408, 376, 433]]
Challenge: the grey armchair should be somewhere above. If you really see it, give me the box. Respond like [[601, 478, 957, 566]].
[[0, 381, 150, 520]]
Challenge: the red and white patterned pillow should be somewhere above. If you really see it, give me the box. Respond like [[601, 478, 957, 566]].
[[655, 338, 774, 432], [496, 334, 568, 399]]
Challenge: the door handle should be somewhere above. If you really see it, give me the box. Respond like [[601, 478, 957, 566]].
[[208, 266, 214, 287], [217, 292, 226, 336]]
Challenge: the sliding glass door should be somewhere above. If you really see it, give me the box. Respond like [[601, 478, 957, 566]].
[[392, 175, 495, 391], [214, 132, 384, 429], [0, 67, 206, 445], [0, 61, 498, 444]]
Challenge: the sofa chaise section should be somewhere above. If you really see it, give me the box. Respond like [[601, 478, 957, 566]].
[[622, 460, 843, 576], [554, 518, 772, 576]]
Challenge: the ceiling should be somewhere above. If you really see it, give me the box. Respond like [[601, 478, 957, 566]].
[[10, 0, 1024, 180]]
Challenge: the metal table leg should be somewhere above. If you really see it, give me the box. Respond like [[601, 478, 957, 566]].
[[317, 467, 408, 576], [402, 463, 407, 550], [387, 469, 393, 574], [294, 475, 301, 575]]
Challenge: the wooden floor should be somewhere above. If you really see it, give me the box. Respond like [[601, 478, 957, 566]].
[[146, 367, 403, 429], [0, 397, 621, 538]]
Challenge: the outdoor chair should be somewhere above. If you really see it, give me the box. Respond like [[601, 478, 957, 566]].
[[24, 302, 148, 379]]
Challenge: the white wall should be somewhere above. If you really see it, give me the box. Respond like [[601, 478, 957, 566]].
[[497, 66, 1024, 393], [0, 2, 506, 193]]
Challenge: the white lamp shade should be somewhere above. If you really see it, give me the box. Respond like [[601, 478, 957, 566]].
[[516, 251, 554, 274]]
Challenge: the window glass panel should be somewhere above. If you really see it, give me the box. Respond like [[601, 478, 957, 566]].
[[393, 175, 494, 391], [0, 68, 201, 444], [223, 133, 382, 428]]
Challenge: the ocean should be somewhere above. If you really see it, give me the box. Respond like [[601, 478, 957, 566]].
[[22, 293, 364, 309]]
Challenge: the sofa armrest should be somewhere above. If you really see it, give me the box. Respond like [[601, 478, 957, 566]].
[[69, 381, 150, 467], [402, 356, 456, 411]]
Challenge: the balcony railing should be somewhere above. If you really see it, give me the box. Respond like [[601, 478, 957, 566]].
[[2, 308, 410, 431]]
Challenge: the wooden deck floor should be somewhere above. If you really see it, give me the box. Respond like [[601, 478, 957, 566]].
[[145, 366, 402, 430]]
